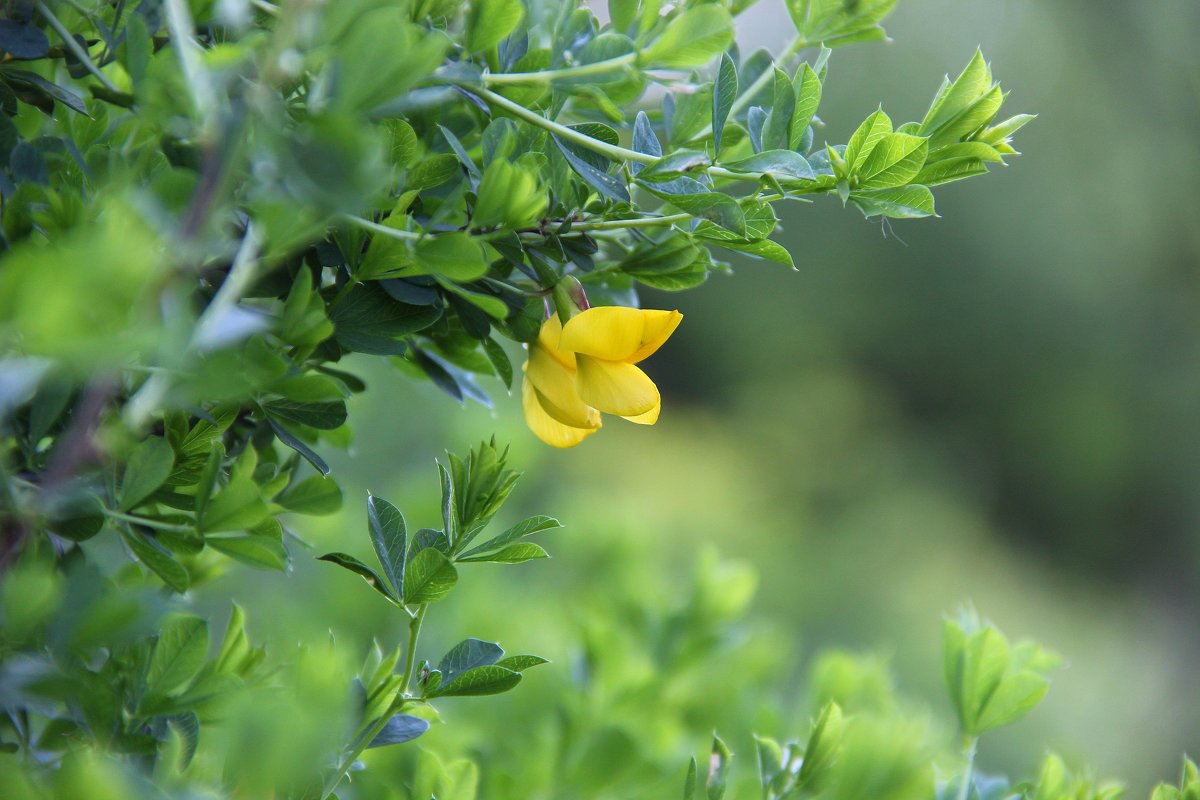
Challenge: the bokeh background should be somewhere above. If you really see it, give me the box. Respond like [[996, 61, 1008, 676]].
[[214, 0, 1200, 794]]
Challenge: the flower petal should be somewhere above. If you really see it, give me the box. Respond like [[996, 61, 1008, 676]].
[[575, 356, 659, 417], [621, 400, 660, 425], [628, 310, 683, 363], [560, 306, 683, 363], [536, 314, 575, 369], [525, 344, 598, 429], [522, 377, 598, 448]]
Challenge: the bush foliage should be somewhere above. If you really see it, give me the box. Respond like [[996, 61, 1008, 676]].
[[1, 0, 1177, 798]]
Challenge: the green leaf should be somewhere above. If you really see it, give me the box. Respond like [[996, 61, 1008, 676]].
[[911, 156, 989, 187], [403, 548, 458, 603], [640, 6, 734, 69], [207, 535, 289, 571], [638, 183, 746, 237], [855, 133, 928, 189], [407, 153, 463, 191], [427, 665, 521, 697], [119, 437, 175, 511], [849, 185, 935, 218], [367, 714, 430, 748], [466, 0, 524, 53], [844, 108, 893, 170], [683, 757, 699, 800], [712, 53, 737, 158], [262, 398, 347, 430], [494, 654, 549, 671], [785, 0, 897, 47], [708, 238, 794, 267], [1, 68, 88, 115], [415, 234, 489, 281], [276, 476, 343, 515], [791, 63, 822, 149], [920, 49, 992, 134], [459, 514, 561, 558], [122, 528, 190, 593], [798, 702, 843, 786], [722, 150, 814, 181], [707, 734, 732, 800], [201, 478, 268, 533], [694, 202, 777, 242], [147, 616, 209, 697], [330, 283, 442, 355], [761, 69, 796, 152], [318, 552, 399, 603], [482, 337, 513, 389], [384, 119, 419, 167], [458, 542, 549, 563], [268, 419, 330, 476], [438, 638, 504, 683], [552, 135, 630, 203], [368, 495, 408, 599]]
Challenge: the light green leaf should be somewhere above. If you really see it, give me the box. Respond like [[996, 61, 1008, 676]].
[[458, 542, 550, 563], [415, 234, 488, 282], [466, 0, 524, 54], [404, 547, 458, 603], [639, 6, 734, 69], [122, 528, 190, 593], [844, 108, 892, 170], [849, 185, 935, 218], [856, 133, 928, 188], [119, 437, 175, 511], [276, 475, 343, 515], [207, 535, 289, 571], [147, 615, 209, 697], [791, 63, 822, 149]]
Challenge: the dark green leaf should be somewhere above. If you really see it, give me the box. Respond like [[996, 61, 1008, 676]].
[[318, 552, 399, 603], [368, 495, 407, 598], [0, 21, 50, 59], [118, 437, 175, 511], [1, 69, 88, 115], [721, 150, 814, 181], [268, 418, 330, 476], [330, 283, 442, 355], [367, 714, 430, 748], [713, 53, 737, 158], [482, 337, 513, 389], [263, 399, 347, 430], [427, 665, 521, 697], [122, 528, 190, 592], [552, 135, 629, 202], [638, 183, 746, 237], [438, 638, 504, 683]]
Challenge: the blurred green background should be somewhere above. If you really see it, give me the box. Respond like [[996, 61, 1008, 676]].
[[214, 0, 1200, 795]]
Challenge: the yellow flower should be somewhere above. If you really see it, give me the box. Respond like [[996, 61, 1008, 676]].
[[522, 306, 683, 448]]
